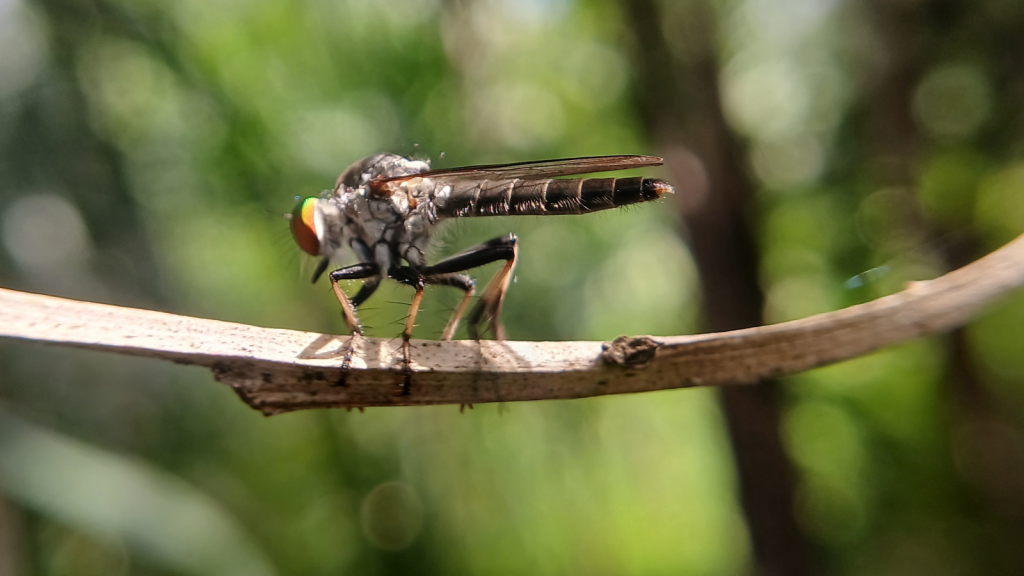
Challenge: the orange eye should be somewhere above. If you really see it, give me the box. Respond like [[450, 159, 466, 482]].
[[290, 197, 320, 255]]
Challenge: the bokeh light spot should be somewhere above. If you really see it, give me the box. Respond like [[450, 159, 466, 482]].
[[764, 275, 835, 323], [561, 42, 628, 109], [360, 481, 425, 551], [856, 187, 926, 252], [289, 97, 399, 177], [722, 56, 811, 140], [0, 0, 47, 100], [472, 82, 565, 150], [916, 150, 985, 227], [2, 193, 91, 272], [751, 135, 826, 189], [913, 63, 992, 140], [974, 162, 1024, 246], [785, 401, 868, 545], [784, 401, 865, 479], [583, 227, 697, 338]]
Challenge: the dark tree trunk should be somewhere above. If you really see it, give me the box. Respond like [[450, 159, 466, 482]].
[[623, 1, 812, 575]]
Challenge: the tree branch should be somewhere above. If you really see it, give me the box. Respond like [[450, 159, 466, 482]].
[[2, 233, 1023, 415]]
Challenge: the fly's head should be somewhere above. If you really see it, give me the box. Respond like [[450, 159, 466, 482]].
[[289, 196, 323, 256]]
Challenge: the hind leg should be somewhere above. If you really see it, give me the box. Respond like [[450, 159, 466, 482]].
[[423, 273, 475, 340], [422, 234, 518, 340]]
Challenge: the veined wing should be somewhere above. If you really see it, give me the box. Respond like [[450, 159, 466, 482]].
[[378, 155, 664, 185], [373, 155, 672, 218]]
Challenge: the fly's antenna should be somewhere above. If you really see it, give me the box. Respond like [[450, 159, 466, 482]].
[[282, 195, 303, 220]]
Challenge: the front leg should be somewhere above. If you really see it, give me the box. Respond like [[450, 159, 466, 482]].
[[327, 263, 380, 385], [328, 262, 379, 334]]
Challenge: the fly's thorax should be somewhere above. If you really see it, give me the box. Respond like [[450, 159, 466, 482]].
[[361, 218, 388, 247], [404, 212, 428, 236], [338, 184, 409, 225], [342, 154, 430, 186], [336, 187, 368, 219], [431, 183, 452, 210], [399, 176, 444, 224], [398, 212, 433, 268], [367, 194, 407, 223], [324, 183, 427, 264], [394, 176, 436, 199]]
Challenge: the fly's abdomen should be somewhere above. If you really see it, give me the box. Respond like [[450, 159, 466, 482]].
[[432, 177, 672, 218]]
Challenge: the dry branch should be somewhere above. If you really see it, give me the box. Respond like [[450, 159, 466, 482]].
[[2, 233, 1024, 415]]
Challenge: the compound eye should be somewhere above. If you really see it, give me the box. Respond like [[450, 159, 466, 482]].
[[290, 197, 321, 255]]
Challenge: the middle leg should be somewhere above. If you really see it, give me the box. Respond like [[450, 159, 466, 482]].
[[388, 266, 427, 395]]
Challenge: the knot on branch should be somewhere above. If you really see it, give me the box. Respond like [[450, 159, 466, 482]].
[[601, 335, 661, 367]]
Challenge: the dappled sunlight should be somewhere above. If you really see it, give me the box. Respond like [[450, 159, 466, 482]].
[[287, 97, 401, 177], [2, 0, 1024, 573], [388, 392, 749, 576], [582, 226, 698, 338], [784, 400, 870, 547], [0, 409, 275, 576]]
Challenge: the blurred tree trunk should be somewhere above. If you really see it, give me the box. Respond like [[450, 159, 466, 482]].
[[0, 495, 26, 576], [860, 0, 1024, 571], [623, 2, 812, 575]]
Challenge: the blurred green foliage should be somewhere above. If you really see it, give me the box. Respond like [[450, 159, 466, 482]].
[[0, 0, 1023, 575]]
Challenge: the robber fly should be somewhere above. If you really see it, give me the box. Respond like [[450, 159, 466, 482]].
[[289, 153, 673, 392]]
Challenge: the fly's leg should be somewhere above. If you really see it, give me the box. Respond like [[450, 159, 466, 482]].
[[327, 263, 380, 386], [425, 273, 475, 413], [328, 262, 379, 333], [422, 273, 475, 340], [388, 266, 427, 395], [424, 274, 492, 416], [384, 270, 472, 394], [469, 235, 518, 340], [351, 276, 382, 308], [339, 277, 382, 379], [384, 234, 518, 393], [423, 234, 518, 340]]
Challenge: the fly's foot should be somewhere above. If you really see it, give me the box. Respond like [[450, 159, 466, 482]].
[[334, 333, 363, 387], [467, 302, 507, 341], [459, 404, 474, 413], [399, 337, 413, 396]]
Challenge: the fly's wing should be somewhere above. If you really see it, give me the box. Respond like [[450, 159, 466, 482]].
[[377, 155, 664, 185], [370, 155, 673, 218]]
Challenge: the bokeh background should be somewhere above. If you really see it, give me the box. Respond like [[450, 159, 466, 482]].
[[1, 0, 1024, 574]]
